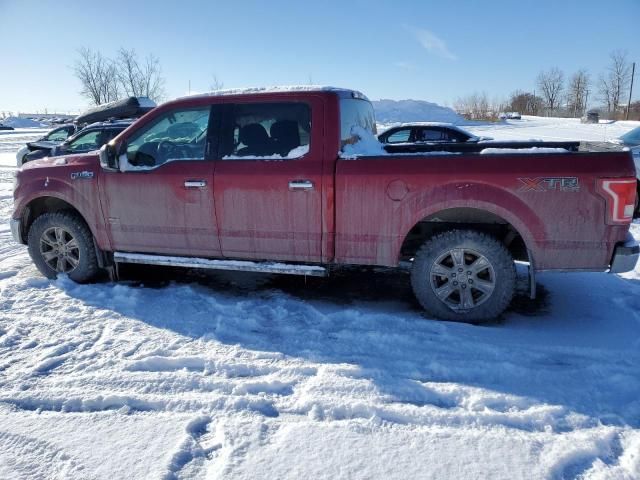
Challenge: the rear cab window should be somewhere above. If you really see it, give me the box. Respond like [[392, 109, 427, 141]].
[[340, 98, 377, 151]]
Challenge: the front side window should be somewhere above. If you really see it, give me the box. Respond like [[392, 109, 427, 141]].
[[385, 129, 411, 143], [67, 131, 101, 153], [125, 108, 210, 168], [224, 102, 311, 159], [67, 129, 120, 153], [46, 127, 73, 142], [340, 98, 376, 150]]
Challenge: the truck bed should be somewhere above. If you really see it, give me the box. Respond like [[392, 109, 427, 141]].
[[334, 149, 635, 270]]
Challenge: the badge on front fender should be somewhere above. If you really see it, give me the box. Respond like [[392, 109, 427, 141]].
[[70, 171, 94, 180]]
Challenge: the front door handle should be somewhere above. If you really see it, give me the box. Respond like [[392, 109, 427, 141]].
[[288, 180, 314, 190], [184, 180, 207, 188]]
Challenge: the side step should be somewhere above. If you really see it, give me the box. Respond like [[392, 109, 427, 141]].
[[113, 252, 327, 277]]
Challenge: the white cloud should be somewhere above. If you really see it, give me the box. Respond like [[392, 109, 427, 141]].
[[393, 61, 417, 71], [405, 25, 457, 61]]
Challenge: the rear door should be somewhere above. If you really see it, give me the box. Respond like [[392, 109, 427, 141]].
[[100, 105, 222, 257], [213, 96, 324, 262]]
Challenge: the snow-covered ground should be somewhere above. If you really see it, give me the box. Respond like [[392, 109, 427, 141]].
[[1, 121, 640, 479], [466, 116, 639, 143]]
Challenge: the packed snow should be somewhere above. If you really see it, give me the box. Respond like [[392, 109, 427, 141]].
[[1, 118, 640, 479], [373, 99, 467, 125], [0, 117, 47, 128], [480, 147, 569, 154], [466, 116, 640, 143]]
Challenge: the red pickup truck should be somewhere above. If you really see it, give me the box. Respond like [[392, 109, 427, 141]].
[[10, 87, 639, 322]]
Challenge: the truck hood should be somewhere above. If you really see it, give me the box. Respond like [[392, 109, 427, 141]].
[[21, 152, 100, 172]]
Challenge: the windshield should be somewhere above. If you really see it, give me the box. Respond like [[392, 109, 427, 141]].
[[340, 98, 376, 150], [620, 127, 640, 146]]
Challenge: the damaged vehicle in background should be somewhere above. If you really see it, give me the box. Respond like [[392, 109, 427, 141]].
[[22, 120, 134, 163], [16, 97, 156, 166]]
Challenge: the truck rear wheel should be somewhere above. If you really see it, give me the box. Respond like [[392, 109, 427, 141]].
[[410, 230, 516, 323], [27, 212, 99, 283]]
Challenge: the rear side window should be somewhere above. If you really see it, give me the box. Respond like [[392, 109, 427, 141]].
[[417, 128, 445, 141], [340, 99, 376, 150], [224, 102, 311, 159]]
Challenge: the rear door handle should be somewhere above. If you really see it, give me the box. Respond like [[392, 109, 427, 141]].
[[288, 180, 314, 190], [184, 180, 207, 188]]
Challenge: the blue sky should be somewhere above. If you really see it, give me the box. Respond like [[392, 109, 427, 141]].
[[1, 0, 639, 113]]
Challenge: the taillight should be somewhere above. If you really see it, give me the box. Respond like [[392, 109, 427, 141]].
[[597, 178, 637, 224]]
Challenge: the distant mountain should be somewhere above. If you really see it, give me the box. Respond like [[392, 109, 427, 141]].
[[372, 99, 466, 125]]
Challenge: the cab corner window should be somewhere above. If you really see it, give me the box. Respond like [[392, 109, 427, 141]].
[[223, 102, 311, 160], [125, 107, 211, 169]]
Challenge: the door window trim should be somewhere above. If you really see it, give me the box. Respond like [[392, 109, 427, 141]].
[[118, 106, 217, 172], [218, 100, 313, 161]]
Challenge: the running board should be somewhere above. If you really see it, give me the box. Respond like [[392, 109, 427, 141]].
[[113, 252, 327, 277]]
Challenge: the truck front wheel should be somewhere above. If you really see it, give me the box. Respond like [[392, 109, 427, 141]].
[[27, 212, 99, 283], [410, 230, 516, 323]]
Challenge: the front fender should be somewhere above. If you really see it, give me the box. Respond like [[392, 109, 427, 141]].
[[13, 171, 110, 250]]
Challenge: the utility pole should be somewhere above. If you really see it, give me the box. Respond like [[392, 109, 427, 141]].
[[626, 62, 635, 121]]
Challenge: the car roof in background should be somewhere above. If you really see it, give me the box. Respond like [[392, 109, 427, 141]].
[[83, 119, 135, 130], [619, 126, 640, 145]]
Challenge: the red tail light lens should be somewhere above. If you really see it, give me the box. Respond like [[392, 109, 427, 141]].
[[597, 178, 637, 224]]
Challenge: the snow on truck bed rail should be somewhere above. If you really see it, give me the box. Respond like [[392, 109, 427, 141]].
[[480, 147, 569, 154]]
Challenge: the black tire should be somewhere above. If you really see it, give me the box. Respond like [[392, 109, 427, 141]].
[[410, 230, 516, 323], [27, 212, 99, 283]]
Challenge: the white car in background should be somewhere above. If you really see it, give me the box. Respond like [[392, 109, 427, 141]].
[[614, 126, 640, 177], [611, 126, 640, 214]]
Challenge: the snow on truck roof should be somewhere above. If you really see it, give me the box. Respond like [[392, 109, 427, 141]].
[[182, 85, 369, 101]]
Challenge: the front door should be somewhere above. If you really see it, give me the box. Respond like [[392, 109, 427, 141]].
[[100, 106, 222, 257], [213, 98, 324, 262]]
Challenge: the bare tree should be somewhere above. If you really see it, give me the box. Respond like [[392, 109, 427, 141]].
[[74, 47, 120, 105], [567, 69, 590, 117], [116, 48, 165, 101], [454, 92, 494, 120], [508, 90, 542, 115], [74, 47, 165, 106], [537, 67, 564, 114], [209, 75, 224, 91], [598, 50, 632, 116]]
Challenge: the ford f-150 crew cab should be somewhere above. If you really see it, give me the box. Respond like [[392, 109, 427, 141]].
[[10, 87, 640, 322]]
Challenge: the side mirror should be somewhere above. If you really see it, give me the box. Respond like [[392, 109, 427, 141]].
[[99, 143, 119, 171]]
